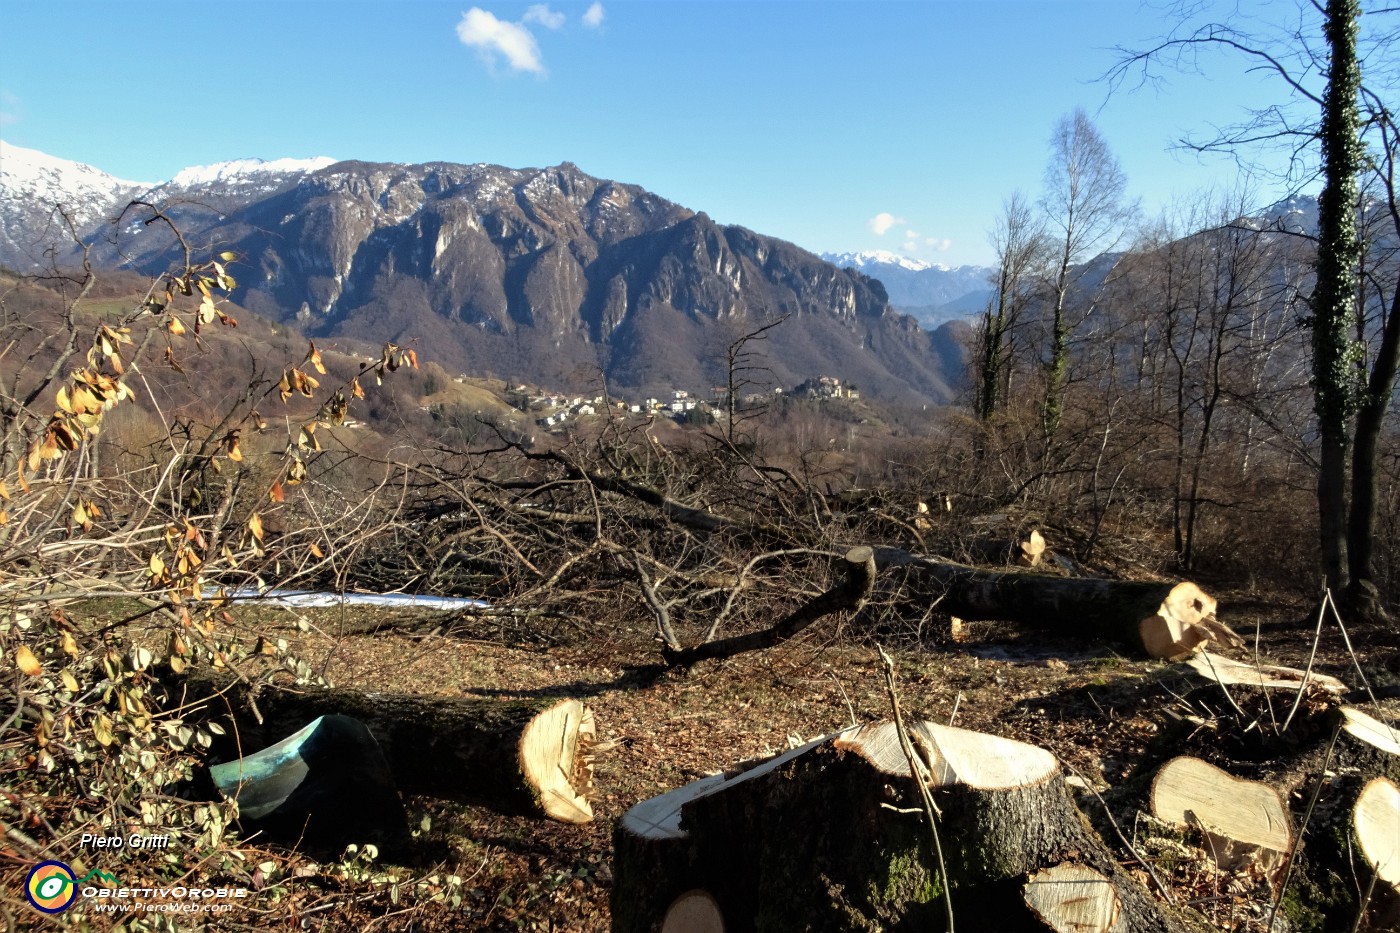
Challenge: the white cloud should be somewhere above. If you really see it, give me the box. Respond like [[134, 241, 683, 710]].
[[523, 4, 566, 29], [926, 237, 953, 251], [456, 8, 545, 74], [867, 212, 904, 236], [583, 2, 605, 27]]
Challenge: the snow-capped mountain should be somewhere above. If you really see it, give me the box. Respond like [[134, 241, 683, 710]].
[[0, 142, 340, 270], [820, 249, 993, 328], [168, 156, 339, 188], [151, 156, 340, 208], [823, 249, 935, 273], [0, 140, 152, 268]]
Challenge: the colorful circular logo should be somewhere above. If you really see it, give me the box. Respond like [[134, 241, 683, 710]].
[[25, 860, 78, 914]]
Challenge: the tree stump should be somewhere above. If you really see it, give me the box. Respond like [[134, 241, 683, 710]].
[[614, 721, 1211, 932], [1136, 681, 1400, 933]]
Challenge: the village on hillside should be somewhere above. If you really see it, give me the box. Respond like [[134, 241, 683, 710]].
[[487, 375, 861, 433]]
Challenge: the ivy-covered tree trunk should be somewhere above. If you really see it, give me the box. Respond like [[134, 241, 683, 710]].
[[1347, 256, 1400, 619], [1311, 0, 1364, 598]]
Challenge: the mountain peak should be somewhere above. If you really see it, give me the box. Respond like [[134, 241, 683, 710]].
[[168, 156, 338, 187], [0, 140, 154, 190], [1, 140, 154, 264], [822, 250, 936, 273]]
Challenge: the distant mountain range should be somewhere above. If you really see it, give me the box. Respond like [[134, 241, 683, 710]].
[[0, 141, 967, 404], [819, 250, 993, 328]]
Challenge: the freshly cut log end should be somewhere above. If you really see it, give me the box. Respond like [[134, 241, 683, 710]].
[[1023, 862, 1122, 933], [1354, 777, 1400, 888], [1020, 529, 1046, 567], [522, 700, 596, 823], [834, 719, 1059, 789], [1150, 755, 1292, 874], [1341, 706, 1400, 756], [615, 719, 1204, 933], [661, 890, 725, 933], [1138, 582, 1240, 661]]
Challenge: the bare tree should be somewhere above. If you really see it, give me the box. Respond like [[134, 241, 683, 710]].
[[1039, 108, 1132, 437], [976, 192, 1047, 422]]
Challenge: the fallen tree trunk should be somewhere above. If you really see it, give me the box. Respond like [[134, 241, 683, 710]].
[[174, 675, 596, 823], [614, 720, 1212, 932], [874, 547, 1239, 659]]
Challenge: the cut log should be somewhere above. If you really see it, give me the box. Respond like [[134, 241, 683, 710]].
[[874, 546, 1237, 659], [1023, 862, 1121, 933], [614, 720, 1212, 932], [1149, 755, 1292, 875], [1353, 777, 1400, 888], [174, 675, 595, 823]]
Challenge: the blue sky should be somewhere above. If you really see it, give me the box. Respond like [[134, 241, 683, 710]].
[[1, 1, 1319, 267]]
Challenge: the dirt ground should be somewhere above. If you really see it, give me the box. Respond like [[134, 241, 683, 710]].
[[158, 594, 1400, 932]]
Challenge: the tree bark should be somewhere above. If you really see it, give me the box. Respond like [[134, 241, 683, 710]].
[[173, 674, 596, 823], [875, 547, 1237, 659], [614, 720, 1212, 933]]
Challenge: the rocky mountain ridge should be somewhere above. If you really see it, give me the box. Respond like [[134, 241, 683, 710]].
[[1, 144, 965, 403]]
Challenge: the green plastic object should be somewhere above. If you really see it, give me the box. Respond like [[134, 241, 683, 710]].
[[210, 716, 321, 819]]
